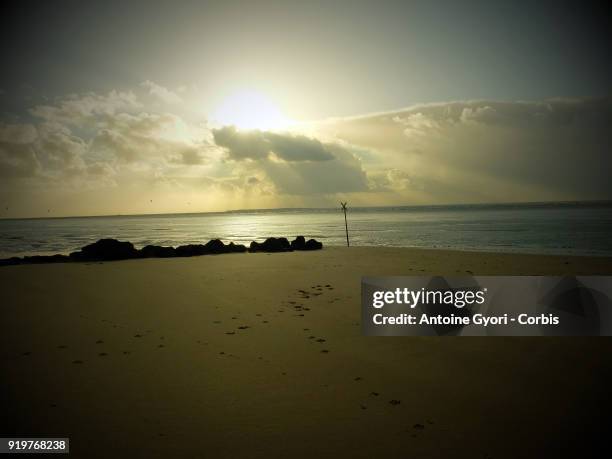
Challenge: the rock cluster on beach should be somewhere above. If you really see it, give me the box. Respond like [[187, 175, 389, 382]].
[[249, 236, 323, 253], [0, 236, 323, 266]]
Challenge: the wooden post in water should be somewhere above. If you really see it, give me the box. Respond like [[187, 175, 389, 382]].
[[340, 201, 349, 247]]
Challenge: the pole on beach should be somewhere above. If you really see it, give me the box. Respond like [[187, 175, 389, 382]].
[[340, 201, 349, 247]]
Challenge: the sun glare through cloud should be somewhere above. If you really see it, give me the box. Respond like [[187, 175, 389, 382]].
[[211, 90, 291, 131]]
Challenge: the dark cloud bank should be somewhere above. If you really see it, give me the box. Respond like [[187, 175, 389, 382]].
[[213, 126, 368, 195]]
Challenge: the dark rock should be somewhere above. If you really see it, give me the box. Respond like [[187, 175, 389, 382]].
[[69, 239, 139, 261], [0, 235, 320, 267], [291, 236, 306, 250], [175, 239, 240, 256], [304, 238, 323, 250], [249, 237, 292, 253], [204, 239, 226, 254], [139, 245, 176, 258], [0, 257, 23, 266], [24, 254, 71, 264], [227, 242, 247, 253], [290, 236, 322, 251], [175, 244, 208, 257], [0, 254, 72, 266]]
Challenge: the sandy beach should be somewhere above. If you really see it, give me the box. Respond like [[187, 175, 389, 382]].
[[2, 246, 612, 458]]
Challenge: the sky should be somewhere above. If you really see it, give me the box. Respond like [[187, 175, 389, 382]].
[[0, 0, 610, 217]]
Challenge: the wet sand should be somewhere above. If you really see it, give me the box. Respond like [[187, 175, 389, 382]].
[[1, 247, 612, 458]]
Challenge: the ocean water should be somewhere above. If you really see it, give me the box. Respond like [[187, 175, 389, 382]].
[[1, 202, 611, 258]]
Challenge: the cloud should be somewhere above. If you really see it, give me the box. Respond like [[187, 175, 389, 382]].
[[168, 147, 206, 165], [318, 97, 612, 203], [0, 122, 40, 178], [0, 121, 92, 179], [90, 111, 209, 165], [0, 123, 37, 144], [86, 162, 115, 177], [0, 142, 41, 178], [141, 80, 183, 105], [35, 126, 87, 171], [91, 112, 174, 162], [3, 90, 611, 216], [29, 90, 140, 125], [212, 127, 368, 194], [260, 143, 368, 195], [213, 126, 334, 161]]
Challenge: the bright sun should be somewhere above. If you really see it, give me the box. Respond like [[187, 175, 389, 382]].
[[212, 90, 290, 131]]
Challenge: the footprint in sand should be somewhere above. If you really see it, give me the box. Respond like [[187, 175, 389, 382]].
[[213, 321, 221, 324], [360, 404, 367, 410], [370, 392, 379, 397], [308, 336, 315, 339], [316, 338, 326, 343], [157, 344, 165, 348], [320, 349, 330, 353], [72, 360, 84, 364], [57, 345, 67, 349], [22, 352, 32, 356], [95, 339, 104, 344], [122, 351, 131, 355], [389, 400, 401, 406], [353, 376, 362, 381], [98, 353, 108, 357], [413, 424, 425, 430], [134, 334, 143, 338], [262, 320, 269, 323], [237, 326, 250, 330], [225, 332, 236, 335], [303, 328, 310, 331]]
